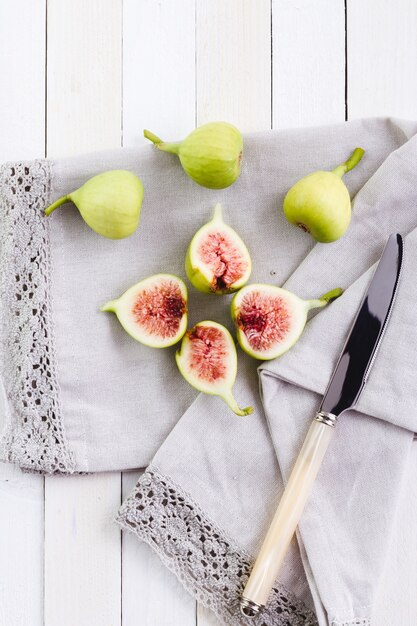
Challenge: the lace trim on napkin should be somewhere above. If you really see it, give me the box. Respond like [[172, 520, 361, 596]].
[[0, 160, 75, 473], [117, 467, 318, 626]]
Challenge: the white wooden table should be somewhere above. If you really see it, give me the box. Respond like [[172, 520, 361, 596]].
[[1, 2, 417, 625]]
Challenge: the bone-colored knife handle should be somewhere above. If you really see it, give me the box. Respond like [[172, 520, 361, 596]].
[[240, 412, 336, 617]]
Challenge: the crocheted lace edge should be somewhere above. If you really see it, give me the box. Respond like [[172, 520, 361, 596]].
[[116, 466, 318, 626], [0, 159, 75, 474]]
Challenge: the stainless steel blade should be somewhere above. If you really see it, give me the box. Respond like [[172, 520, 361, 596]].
[[320, 233, 403, 417]]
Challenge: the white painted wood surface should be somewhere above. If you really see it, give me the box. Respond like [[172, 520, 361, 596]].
[[0, 3, 45, 626], [44, 4, 123, 626], [272, 0, 346, 128], [348, 0, 417, 120], [0, 2, 417, 625], [123, 0, 196, 147], [196, 0, 271, 131], [0, 0, 46, 161]]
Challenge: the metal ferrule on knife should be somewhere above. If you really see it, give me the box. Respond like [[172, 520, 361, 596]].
[[314, 411, 337, 427]]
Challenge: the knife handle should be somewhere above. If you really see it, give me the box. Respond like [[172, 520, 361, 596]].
[[240, 412, 336, 616]]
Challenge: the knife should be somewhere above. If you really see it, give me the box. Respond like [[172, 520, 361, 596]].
[[240, 233, 404, 617]]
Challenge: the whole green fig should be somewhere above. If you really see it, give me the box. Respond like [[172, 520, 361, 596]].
[[44, 170, 144, 239], [144, 122, 243, 189], [283, 148, 365, 243]]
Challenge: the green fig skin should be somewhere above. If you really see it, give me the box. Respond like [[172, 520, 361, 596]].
[[185, 246, 209, 293], [144, 122, 243, 189], [45, 170, 144, 240], [284, 171, 351, 243], [283, 148, 365, 243]]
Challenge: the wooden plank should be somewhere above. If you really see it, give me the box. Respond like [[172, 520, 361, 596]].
[[197, 605, 224, 626], [46, 0, 122, 157], [0, 0, 46, 160], [348, 0, 417, 119], [45, 473, 122, 626], [121, 2, 196, 624], [272, 0, 345, 128], [122, 0, 196, 147], [44, 2, 123, 626], [196, 0, 271, 131], [0, 464, 44, 626], [0, 2, 46, 625], [121, 472, 197, 626]]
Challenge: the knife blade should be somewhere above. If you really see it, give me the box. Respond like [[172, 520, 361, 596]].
[[321, 233, 403, 416], [240, 234, 404, 618]]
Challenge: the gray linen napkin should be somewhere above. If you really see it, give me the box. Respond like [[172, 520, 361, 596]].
[[257, 134, 417, 622], [117, 120, 417, 625], [2, 118, 410, 474]]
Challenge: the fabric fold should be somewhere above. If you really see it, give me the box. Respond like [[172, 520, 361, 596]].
[[3, 117, 413, 474], [117, 466, 318, 626], [115, 119, 417, 625], [260, 375, 414, 624], [259, 126, 417, 622], [2, 117, 417, 623], [255, 131, 417, 621], [260, 130, 417, 433]]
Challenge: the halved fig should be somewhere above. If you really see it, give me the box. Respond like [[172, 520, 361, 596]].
[[175, 321, 253, 416], [101, 274, 188, 348], [185, 204, 251, 294], [231, 284, 342, 360]]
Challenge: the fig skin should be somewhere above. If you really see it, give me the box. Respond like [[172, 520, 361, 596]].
[[283, 148, 365, 243], [175, 320, 253, 416], [44, 170, 144, 239], [231, 285, 343, 360], [144, 122, 243, 189], [185, 203, 252, 294], [101, 274, 188, 348]]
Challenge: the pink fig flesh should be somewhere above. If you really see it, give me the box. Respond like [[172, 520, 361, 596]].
[[236, 289, 292, 352], [132, 279, 187, 340], [197, 231, 250, 292], [101, 274, 188, 348], [186, 204, 251, 294], [186, 324, 229, 383]]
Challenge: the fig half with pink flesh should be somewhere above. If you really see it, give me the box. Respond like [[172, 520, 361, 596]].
[[185, 204, 251, 294], [231, 284, 342, 360], [101, 274, 188, 348], [175, 321, 253, 416]]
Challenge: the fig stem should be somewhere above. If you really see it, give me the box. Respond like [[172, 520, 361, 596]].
[[143, 129, 163, 143], [332, 147, 365, 178], [143, 129, 180, 155], [44, 195, 70, 216], [306, 287, 343, 311], [222, 390, 254, 417], [212, 203, 223, 221], [100, 300, 117, 312]]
